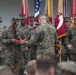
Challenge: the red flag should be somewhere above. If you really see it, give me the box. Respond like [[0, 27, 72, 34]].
[[20, 0, 29, 25], [70, 0, 76, 26], [55, 14, 66, 60], [25, 0, 29, 25], [21, 0, 25, 14], [55, 0, 66, 56], [55, 0, 65, 39], [55, 14, 65, 39]]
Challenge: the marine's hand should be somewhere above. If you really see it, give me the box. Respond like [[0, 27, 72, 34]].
[[20, 40, 26, 44], [12, 39, 15, 42], [67, 44, 73, 50], [0, 44, 3, 51]]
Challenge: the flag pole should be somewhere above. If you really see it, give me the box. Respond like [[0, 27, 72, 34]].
[[59, 38, 62, 62], [57, 0, 65, 62], [58, 0, 63, 62], [47, 0, 53, 23]]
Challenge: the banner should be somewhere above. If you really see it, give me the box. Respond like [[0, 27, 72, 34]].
[[55, 14, 65, 39], [70, 0, 76, 26], [34, 0, 41, 21], [48, 0, 53, 23], [20, 0, 29, 25], [44, 0, 53, 23], [55, 0, 66, 59]]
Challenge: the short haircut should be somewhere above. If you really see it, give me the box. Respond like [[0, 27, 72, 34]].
[[26, 60, 36, 75], [56, 61, 76, 75], [0, 66, 15, 75], [36, 51, 57, 71], [38, 14, 47, 20]]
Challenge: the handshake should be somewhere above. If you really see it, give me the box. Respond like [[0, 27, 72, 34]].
[[12, 39, 28, 44]]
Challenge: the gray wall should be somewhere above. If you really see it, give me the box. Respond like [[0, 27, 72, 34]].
[[0, 0, 71, 26], [0, 0, 21, 26]]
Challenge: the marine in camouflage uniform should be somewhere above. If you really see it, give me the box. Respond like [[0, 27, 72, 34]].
[[0, 17, 5, 65], [29, 19, 38, 60], [29, 29, 37, 60], [2, 17, 24, 75], [16, 14, 34, 64], [65, 14, 76, 62], [61, 17, 71, 61], [21, 14, 58, 55]]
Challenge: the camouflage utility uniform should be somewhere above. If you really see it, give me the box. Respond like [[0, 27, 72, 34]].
[[61, 17, 71, 61], [2, 26, 24, 75], [61, 26, 70, 61], [16, 24, 33, 64], [65, 26, 76, 62], [24, 23, 58, 55], [29, 29, 37, 60], [0, 25, 4, 65]]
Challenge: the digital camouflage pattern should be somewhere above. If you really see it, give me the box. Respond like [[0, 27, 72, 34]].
[[25, 23, 58, 55], [16, 25, 32, 40], [61, 24, 70, 61], [0, 25, 5, 65], [2, 26, 24, 75], [61, 36, 70, 61], [29, 29, 37, 60], [16, 24, 33, 64], [65, 25, 76, 62]]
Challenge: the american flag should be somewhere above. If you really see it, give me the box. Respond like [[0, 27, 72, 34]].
[[34, 0, 41, 21]]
